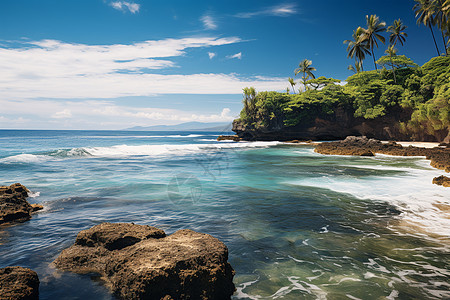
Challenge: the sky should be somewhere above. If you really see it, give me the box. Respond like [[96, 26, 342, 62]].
[[0, 0, 445, 130]]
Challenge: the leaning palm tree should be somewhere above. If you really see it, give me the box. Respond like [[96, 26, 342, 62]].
[[360, 15, 386, 70], [414, 0, 441, 55], [344, 27, 370, 71], [288, 77, 297, 94], [387, 19, 408, 47], [294, 59, 316, 91]]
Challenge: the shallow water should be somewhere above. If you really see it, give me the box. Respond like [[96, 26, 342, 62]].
[[0, 130, 449, 299]]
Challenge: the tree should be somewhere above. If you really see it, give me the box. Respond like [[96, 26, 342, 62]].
[[288, 77, 297, 94], [348, 61, 363, 74], [387, 19, 408, 47], [241, 87, 257, 121], [414, 0, 441, 56], [385, 45, 399, 83], [344, 27, 370, 71], [360, 15, 386, 70], [433, 0, 449, 55], [294, 59, 316, 91], [306, 77, 341, 90]]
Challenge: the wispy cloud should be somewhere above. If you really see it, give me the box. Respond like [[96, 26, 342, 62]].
[[201, 14, 217, 30], [110, 1, 140, 14], [226, 52, 242, 60], [235, 3, 297, 18], [208, 52, 216, 59], [0, 38, 288, 100]]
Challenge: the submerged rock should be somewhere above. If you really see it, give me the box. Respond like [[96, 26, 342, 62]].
[[433, 175, 450, 187], [217, 135, 241, 142], [0, 183, 43, 224], [0, 266, 40, 300], [54, 222, 235, 300]]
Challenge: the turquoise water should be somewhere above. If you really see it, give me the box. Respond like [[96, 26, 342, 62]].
[[0, 130, 449, 299]]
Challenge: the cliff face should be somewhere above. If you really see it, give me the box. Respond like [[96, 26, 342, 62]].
[[232, 108, 450, 142]]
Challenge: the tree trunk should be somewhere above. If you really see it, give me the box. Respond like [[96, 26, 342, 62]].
[[390, 60, 397, 84], [429, 25, 441, 56], [441, 31, 448, 56], [372, 48, 377, 70]]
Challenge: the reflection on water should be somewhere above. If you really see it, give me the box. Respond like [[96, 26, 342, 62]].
[[0, 131, 449, 299]]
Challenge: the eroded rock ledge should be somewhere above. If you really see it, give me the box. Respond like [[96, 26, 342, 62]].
[[0, 183, 43, 224], [0, 266, 40, 300], [54, 222, 235, 300], [314, 137, 450, 186]]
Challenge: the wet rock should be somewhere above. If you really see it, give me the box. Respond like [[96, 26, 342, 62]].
[[217, 135, 241, 142], [315, 136, 450, 173], [433, 176, 450, 187], [54, 223, 235, 300], [0, 266, 39, 300], [0, 183, 43, 224]]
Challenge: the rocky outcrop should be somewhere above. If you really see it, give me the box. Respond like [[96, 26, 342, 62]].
[[433, 175, 450, 187], [0, 183, 43, 224], [232, 109, 449, 142], [0, 266, 39, 300], [54, 223, 235, 300], [217, 135, 241, 142], [314, 136, 450, 182]]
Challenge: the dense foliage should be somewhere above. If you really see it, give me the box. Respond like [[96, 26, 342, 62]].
[[237, 56, 450, 137]]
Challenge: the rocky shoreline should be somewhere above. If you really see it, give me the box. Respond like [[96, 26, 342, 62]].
[[314, 136, 450, 186]]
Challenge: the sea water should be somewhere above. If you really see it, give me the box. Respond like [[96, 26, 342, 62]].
[[0, 130, 449, 299]]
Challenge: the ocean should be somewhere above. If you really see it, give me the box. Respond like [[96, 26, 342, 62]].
[[0, 130, 449, 299]]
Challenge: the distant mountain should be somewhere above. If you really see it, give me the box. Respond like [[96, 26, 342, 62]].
[[124, 122, 232, 132]]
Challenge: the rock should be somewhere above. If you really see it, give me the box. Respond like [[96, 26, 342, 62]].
[[433, 176, 450, 187], [217, 135, 241, 142], [0, 266, 39, 300], [0, 183, 43, 224], [315, 137, 450, 173], [54, 223, 235, 300]]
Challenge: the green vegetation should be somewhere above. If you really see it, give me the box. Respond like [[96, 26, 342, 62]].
[[236, 1, 449, 140]]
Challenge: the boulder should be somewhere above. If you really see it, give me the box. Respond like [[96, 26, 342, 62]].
[[54, 223, 235, 300], [433, 175, 450, 187], [0, 183, 43, 224], [217, 135, 241, 142], [0, 266, 39, 300]]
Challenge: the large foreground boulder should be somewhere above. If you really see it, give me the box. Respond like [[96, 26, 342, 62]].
[[54, 223, 235, 300], [0, 183, 43, 224], [0, 266, 39, 300]]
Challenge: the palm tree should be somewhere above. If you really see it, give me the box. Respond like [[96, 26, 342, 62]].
[[344, 27, 370, 71], [360, 15, 386, 70], [348, 61, 363, 74], [387, 19, 408, 47], [414, 0, 441, 55], [385, 45, 398, 83], [288, 77, 297, 94], [294, 59, 316, 91], [433, 0, 449, 55]]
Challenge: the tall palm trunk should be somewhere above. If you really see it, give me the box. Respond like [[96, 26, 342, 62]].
[[390, 59, 397, 84], [429, 25, 441, 55]]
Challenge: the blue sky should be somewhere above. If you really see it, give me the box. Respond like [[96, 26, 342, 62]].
[[0, 0, 444, 129]]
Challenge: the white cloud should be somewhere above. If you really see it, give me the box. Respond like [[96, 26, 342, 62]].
[[0, 98, 236, 129], [201, 14, 217, 30], [52, 109, 72, 119], [226, 52, 242, 60], [235, 4, 297, 18], [0, 38, 289, 100], [110, 1, 140, 14], [208, 52, 216, 59]]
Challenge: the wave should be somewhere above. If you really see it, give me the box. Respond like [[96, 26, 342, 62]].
[[285, 160, 450, 237], [0, 141, 281, 163]]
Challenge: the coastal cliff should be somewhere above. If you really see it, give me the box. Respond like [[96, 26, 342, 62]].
[[232, 56, 450, 143]]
